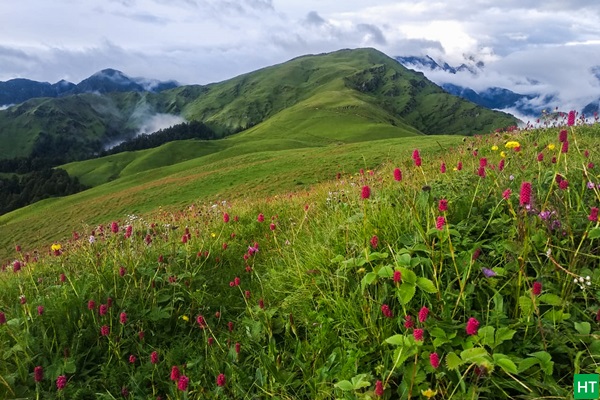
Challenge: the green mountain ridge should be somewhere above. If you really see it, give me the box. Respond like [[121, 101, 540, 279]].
[[0, 48, 517, 162]]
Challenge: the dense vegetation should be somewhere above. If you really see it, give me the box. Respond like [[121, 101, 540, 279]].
[[0, 169, 87, 215], [1, 115, 598, 399], [101, 121, 217, 156]]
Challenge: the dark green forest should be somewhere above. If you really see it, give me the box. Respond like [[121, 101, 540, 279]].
[[0, 169, 87, 215]]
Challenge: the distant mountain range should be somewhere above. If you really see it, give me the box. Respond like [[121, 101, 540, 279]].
[[396, 55, 600, 119], [0, 69, 178, 106], [0, 48, 517, 163]]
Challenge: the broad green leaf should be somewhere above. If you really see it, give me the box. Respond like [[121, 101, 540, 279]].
[[429, 327, 447, 338], [377, 265, 394, 278], [519, 295, 533, 316], [460, 348, 489, 364], [445, 352, 463, 370], [351, 374, 371, 390], [64, 359, 77, 374], [360, 272, 377, 291], [367, 252, 389, 261], [538, 293, 562, 306], [530, 351, 554, 375], [385, 334, 405, 346], [477, 326, 495, 348], [396, 253, 411, 266], [493, 354, 517, 374], [433, 337, 450, 347], [393, 345, 417, 367], [588, 228, 600, 239], [575, 322, 591, 335], [494, 327, 516, 348], [398, 267, 417, 284], [334, 380, 354, 391], [411, 243, 430, 253], [542, 310, 570, 323], [397, 283, 416, 305], [416, 277, 437, 294], [517, 357, 539, 373]]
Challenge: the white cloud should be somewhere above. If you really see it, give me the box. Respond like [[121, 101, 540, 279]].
[[0, 0, 598, 112]]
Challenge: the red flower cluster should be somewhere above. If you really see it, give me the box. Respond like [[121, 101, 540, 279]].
[[418, 306, 429, 323], [519, 182, 532, 206], [438, 199, 448, 212], [589, 207, 599, 222], [370, 235, 378, 249], [393, 168, 402, 181], [374, 380, 384, 396], [361, 185, 371, 200], [381, 304, 393, 318], [466, 317, 480, 336], [532, 281, 542, 296]]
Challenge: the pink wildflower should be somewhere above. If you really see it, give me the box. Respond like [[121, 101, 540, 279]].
[[418, 306, 429, 323], [519, 182, 532, 206], [393, 168, 402, 181], [361, 185, 371, 199], [430, 352, 440, 369], [413, 328, 424, 341], [466, 317, 480, 336]]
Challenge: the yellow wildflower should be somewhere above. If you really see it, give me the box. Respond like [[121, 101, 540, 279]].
[[357, 267, 366, 274], [211, 232, 216, 238], [51, 243, 62, 252], [181, 315, 189, 322], [505, 141, 520, 149], [421, 388, 438, 398], [491, 145, 499, 151], [547, 143, 556, 150], [500, 151, 506, 158]]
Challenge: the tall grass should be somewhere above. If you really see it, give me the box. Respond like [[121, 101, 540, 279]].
[[1, 118, 599, 399]]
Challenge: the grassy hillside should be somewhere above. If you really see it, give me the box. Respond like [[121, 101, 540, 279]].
[[180, 48, 516, 136], [0, 121, 598, 399], [1, 135, 462, 261], [0, 48, 517, 162]]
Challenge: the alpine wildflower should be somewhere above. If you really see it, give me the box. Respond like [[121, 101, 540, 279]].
[[466, 317, 480, 336]]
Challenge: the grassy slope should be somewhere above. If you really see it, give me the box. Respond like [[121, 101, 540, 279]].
[[0, 48, 517, 161], [0, 134, 462, 260], [1, 123, 598, 398]]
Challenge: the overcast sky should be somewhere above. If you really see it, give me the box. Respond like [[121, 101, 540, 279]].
[[1, 1, 599, 111]]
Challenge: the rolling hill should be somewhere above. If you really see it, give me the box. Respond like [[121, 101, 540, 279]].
[[0, 48, 519, 260], [0, 48, 517, 162]]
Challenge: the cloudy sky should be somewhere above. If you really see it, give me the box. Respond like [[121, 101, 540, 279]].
[[1, 0, 600, 111]]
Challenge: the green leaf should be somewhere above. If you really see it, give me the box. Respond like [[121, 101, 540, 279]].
[[396, 253, 411, 266], [542, 309, 570, 323], [429, 327, 447, 339], [331, 255, 345, 263], [460, 348, 489, 364], [360, 272, 377, 291], [493, 354, 517, 374], [393, 345, 417, 367], [445, 352, 463, 370], [575, 322, 591, 335], [377, 265, 394, 278], [367, 252, 389, 262], [147, 306, 173, 321], [538, 293, 562, 306], [63, 359, 77, 374], [494, 327, 516, 348], [351, 374, 371, 390], [334, 380, 354, 391], [588, 228, 600, 239], [416, 277, 437, 294], [519, 295, 533, 316], [518, 357, 539, 373], [477, 326, 495, 348], [385, 334, 405, 346], [530, 351, 554, 375], [398, 267, 417, 284], [397, 283, 416, 305]]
